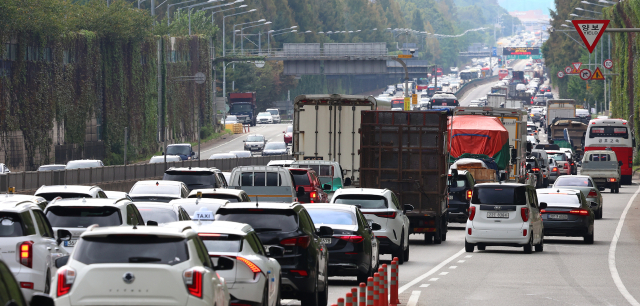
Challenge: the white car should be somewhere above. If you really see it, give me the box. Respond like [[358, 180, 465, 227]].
[[0, 163, 10, 173], [51, 225, 230, 306], [44, 198, 145, 253], [465, 183, 545, 253], [266, 160, 295, 167], [0, 198, 69, 301], [224, 115, 239, 125], [170, 198, 230, 219], [35, 185, 107, 202], [65, 160, 104, 170], [330, 188, 411, 264], [128, 180, 189, 203], [169, 221, 282, 306], [256, 112, 273, 124], [134, 202, 192, 225], [149, 155, 182, 164], [266, 108, 281, 123], [187, 189, 251, 202]]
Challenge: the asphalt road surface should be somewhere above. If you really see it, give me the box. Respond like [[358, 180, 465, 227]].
[[198, 123, 291, 158]]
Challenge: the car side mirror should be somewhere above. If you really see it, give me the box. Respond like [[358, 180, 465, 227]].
[[146, 220, 158, 226], [403, 204, 414, 213], [318, 226, 334, 237], [297, 186, 305, 198], [161, 152, 164, 155], [243, 140, 246, 142], [30, 293, 55, 306], [56, 229, 72, 245], [539, 202, 547, 209], [344, 177, 352, 187], [283, 131, 286, 133], [619, 161, 623, 167], [55, 255, 70, 269], [371, 222, 382, 231], [268, 246, 285, 257], [213, 257, 235, 270]]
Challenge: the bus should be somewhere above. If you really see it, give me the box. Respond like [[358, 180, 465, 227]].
[[498, 69, 509, 80], [391, 98, 405, 110], [584, 118, 635, 185]]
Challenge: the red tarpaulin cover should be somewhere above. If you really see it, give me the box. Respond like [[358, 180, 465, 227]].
[[448, 115, 509, 158]]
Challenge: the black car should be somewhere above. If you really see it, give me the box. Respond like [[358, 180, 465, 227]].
[[304, 204, 380, 283], [216, 202, 332, 306], [526, 157, 544, 188], [447, 170, 475, 223], [163, 167, 228, 191], [536, 189, 595, 244], [0, 260, 55, 306], [262, 142, 289, 156]]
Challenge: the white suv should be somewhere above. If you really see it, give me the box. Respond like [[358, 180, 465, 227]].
[[266, 108, 281, 123], [0, 198, 70, 301], [44, 198, 145, 253], [330, 188, 411, 264], [465, 183, 545, 253], [35, 185, 107, 202], [170, 221, 282, 306], [51, 225, 230, 306]]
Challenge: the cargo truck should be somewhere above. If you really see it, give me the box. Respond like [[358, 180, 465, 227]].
[[228, 92, 257, 126], [548, 118, 588, 159], [486, 94, 506, 108], [547, 99, 576, 131], [293, 94, 377, 184], [359, 110, 449, 244]]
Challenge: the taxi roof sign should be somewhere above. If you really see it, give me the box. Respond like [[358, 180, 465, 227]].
[[572, 20, 610, 53]]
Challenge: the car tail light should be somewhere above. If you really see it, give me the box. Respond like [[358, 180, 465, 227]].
[[569, 209, 590, 216], [280, 236, 310, 248], [290, 270, 308, 276], [609, 178, 617, 182], [237, 257, 262, 276], [552, 167, 557, 172], [587, 189, 598, 197], [467, 228, 472, 235], [523, 229, 528, 236], [468, 206, 476, 221], [335, 235, 364, 243], [466, 190, 472, 200], [57, 267, 76, 297], [521, 207, 529, 222], [533, 168, 540, 172], [20, 282, 34, 289], [183, 268, 204, 298], [310, 191, 317, 199], [373, 212, 397, 219], [17, 241, 33, 268]]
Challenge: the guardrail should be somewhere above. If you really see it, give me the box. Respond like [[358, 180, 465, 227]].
[[0, 155, 293, 193], [455, 75, 499, 99]]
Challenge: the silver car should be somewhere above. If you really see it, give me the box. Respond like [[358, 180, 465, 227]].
[[243, 134, 266, 152]]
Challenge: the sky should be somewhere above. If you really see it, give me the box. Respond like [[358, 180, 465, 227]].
[[497, 0, 555, 13]]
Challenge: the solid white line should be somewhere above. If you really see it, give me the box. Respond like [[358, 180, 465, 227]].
[[609, 183, 640, 306], [398, 248, 464, 294], [406, 291, 421, 306]]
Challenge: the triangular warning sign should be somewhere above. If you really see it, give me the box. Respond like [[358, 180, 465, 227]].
[[591, 67, 605, 80], [572, 20, 610, 53]]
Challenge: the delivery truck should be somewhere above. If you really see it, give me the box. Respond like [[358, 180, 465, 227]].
[[547, 99, 576, 130], [359, 110, 449, 244]]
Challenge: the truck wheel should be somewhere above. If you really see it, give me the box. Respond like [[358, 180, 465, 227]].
[[424, 234, 433, 244], [615, 186, 620, 193], [434, 230, 442, 245]]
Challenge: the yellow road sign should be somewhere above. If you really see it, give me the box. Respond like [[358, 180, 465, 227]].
[[404, 97, 410, 110], [591, 67, 605, 80], [412, 94, 418, 105], [398, 54, 413, 59]]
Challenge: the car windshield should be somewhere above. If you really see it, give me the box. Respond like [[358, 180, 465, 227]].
[[291, 170, 310, 186], [247, 136, 264, 142], [555, 177, 593, 187], [307, 209, 355, 225], [46, 206, 122, 227], [36, 192, 92, 201], [199, 234, 243, 253], [333, 195, 387, 209], [536, 193, 581, 208], [286, 126, 293, 133], [0, 213, 26, 237], [548, 153, 567, 161], [73, 235, 189, 265], [66, 161, 101, 169], [257, 112, 271, 117], [472, 186, 527, 205], [188, 194, 241, 202], [163, 172, 217, 189], [216, 209, 298, 232], [137, 207, 179, 224], [264, 143, 286, 150], [230, 104, 253, 112], [267, 110, 278, 116], [166, 145, 191, 156], [130, 184, 181, 196]]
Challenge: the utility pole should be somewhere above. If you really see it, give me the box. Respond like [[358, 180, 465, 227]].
[[124, 127, 128, 166]]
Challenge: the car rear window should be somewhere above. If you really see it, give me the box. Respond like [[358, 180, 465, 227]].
[[130, 184, 181, 196], [291, 171, 311, 186], [199, 234, 243, 253], [73, 235, 188, 265], [536, 193, 581, 208], [216, 209, 298, 232], [472, 187, 527, 205], [0, 213, 26, 237], [46, 206, 122, 228], [137, 207, 178, 224], [333, 195, 388, 209], [163, 172, 217, 188], [307, 209, 355, 225], [188, 194, 241, 202], [555, 177, 593, 187], [240, 172, 282, 186], [37, 192, 92, 201], [548, 153, 567, 161]]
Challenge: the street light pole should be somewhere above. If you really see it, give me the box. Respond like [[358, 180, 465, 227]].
[[222, 8, 257, 98], [168, 0, 197, 26]]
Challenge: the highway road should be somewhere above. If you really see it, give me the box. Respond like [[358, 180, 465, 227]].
[[198, 123, 292, 158], [459, 60, 529, 106]]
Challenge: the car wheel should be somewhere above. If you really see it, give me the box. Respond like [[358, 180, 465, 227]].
[[596, 207, 603, 219], [477, 245, 486, 251], [301, 276, 319, 306], [358, 253, 374, 284], [523, 237, 533, 254], [584, 230, 594, 244], [403, 238, 410, 262], [611, 187, 615, 194], [261, 281, 269, 306], [465, 239, 474, 252], [535, 235, 544, 252], [392, 235, 405, 264]]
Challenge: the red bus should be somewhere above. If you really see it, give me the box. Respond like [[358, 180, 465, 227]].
[[584, 118, 635, 185]]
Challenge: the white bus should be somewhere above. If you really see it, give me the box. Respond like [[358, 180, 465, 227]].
[[584, 118, 635, 185]]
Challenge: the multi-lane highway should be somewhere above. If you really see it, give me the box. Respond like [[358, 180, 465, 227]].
[[199, 123, 292, 157]]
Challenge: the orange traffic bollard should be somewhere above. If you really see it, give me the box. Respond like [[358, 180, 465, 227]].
[[338, 297, 345, 306], [346, 293, 353, 306], [367, 277, 374, 306], [390, 259, 400, 306], [351, 287, 359, 306], [381, 264, 389, 306], [359, 282, 367, 306], [373, 272, 380, 306]]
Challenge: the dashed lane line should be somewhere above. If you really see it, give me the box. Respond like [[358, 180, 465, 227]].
[[398, 248, 465, 294], [406, 291, 422, 306]]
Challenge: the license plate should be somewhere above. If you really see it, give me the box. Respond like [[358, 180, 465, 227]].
[[486, 212, 509, 218], [448, 195, 454, 200], [320, 238, 332, 245], [64, 239, 77, 247], [548, 214, 568, 220]]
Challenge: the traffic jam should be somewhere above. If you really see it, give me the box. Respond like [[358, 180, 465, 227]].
[[0, 85, 632, 306]]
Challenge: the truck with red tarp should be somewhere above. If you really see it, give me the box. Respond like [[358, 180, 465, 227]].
[[448, 115, 511, 173]]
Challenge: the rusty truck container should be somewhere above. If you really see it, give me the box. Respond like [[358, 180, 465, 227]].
[[360, 110, 449, 244]]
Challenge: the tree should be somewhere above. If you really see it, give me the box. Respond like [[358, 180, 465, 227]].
[[168, 9, 218, 37]]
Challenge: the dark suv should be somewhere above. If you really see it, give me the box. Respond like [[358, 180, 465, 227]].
[[216, 202, 333, 306], [447, 170, 475, 223], [163, 167, 228, 191]]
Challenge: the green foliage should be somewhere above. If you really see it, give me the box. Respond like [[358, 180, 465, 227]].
[[167, 9, 218, 37]]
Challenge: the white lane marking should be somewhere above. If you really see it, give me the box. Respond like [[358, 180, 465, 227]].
[[457, 260, 465, 263], [398, 248, 464, 294], [438, 272, 449, 276], [465, 255, 473, 258], [449, 266, 457, 269], [428, 278, 439, 281], [406, 291, 421, 306], [609, 183, 640, 306], [419, 284, 430, 288]]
